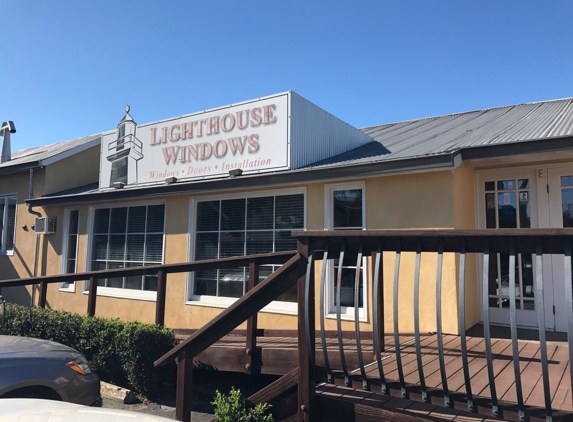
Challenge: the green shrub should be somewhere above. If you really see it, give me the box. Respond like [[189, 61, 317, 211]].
[[212, 387, 273, 422], [4, 303, 176, 401]]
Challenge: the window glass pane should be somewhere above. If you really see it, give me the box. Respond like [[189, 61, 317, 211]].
[[335, 267, 363, 307], [5, 197, 16, 251], [92, 235, 109, 260], [218, 267, 245, 298], [194, 270, 217, 295], [518, 191, 530, 228], [497, 180, 515, 190], [333, 189, 363, 229], [110, 208, 127, 233], [128, 207, 146, 233], [221, 199, 245, 231], [145, 233, 163, 262], [108, 234, 126, 260], [247, 197, 273, 230], [518, 179, 529, 189], [147, 205, 165, 232], [69, 210, 79, 235], [485, 193, 496, 229], [195, 233, 219, 260], [562, 188, 573, 227], [484, 181, 495, 191], [66, 236, 78, 260], [275, 231, 297, 252], [561, 176, 573, 188], [107, 262, 124, 288], [197, 201, 220, 231], [220, 232, 245, 257], [66, 259, 76, 274], [125, 275, 143, 290], [0, 203, 4, 249], [126, 234, 144, 261], [93, 209, 110, 233], [143, 275, 158, 292], [497, 192, 516, 228], [276, 194, 304, 229], [246, 231, 273, 255]]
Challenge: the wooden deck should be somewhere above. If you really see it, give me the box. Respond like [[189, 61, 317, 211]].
[[189, 332, 572, 420]]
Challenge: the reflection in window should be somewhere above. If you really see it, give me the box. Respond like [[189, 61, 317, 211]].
[[61, 210, 79, 290]]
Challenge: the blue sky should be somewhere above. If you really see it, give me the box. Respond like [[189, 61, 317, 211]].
[[2, 0, 572, 150]]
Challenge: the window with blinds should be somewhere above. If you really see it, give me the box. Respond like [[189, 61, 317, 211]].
[[193, 193, 304, 301], [0, 194, 17, 254], [90, 204, 165, 291]]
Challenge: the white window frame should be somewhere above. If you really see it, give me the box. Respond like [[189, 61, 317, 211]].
[[83, 200, 166, 301], [0, 193, 17, 256], [324, 181, 368, 322], [187, 187, 307, 315], [59, 208, 80, 292]]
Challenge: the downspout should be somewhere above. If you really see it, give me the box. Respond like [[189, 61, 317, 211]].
[[27, 168, 42, 307]]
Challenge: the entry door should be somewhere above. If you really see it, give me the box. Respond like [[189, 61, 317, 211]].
[[548, 167, 573, 332], [479, 170, 555, 329]]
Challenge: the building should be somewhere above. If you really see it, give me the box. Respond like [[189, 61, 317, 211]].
[[2, 92, 573, 335]]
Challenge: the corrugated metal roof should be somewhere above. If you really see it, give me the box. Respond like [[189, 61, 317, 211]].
[[309, 97, 573, 169], [0, 134, 101, 171]]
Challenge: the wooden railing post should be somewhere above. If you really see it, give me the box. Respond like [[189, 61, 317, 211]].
[[176, 348, 194, 422], [245, 261, 260, 374], [39, 281, 48, 308], [297, 239, 315, 421], [155, 270, 167, 326], [87, 276, 97, 317]]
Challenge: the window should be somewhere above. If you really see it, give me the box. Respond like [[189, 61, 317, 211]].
[[0, 194, 16, 254], [324, 182, 366, 320], [88, 203, 165, 298], [192, 192, 305, 304], [60, 209, 79, 291]]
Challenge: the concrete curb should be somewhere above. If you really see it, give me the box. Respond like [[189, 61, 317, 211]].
[[101, 381, 139, 404]]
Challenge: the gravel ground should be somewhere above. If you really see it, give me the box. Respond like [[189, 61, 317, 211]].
[[101, 370, 279, 421]]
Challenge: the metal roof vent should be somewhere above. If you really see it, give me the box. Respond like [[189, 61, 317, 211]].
[[0, 121, 16, 164]]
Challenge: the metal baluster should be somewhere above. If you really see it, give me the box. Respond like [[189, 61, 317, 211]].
[[482, 240, 499, 417], [535, 240, 552, 422], [508, 239, 525, 421], [435, 238, 450, 407], [354, 241, 368, 390], [393, 240, 407, 398], [304, 243, 315, 369], [319, 241, 332, 383], [564, 238, 573, 415], [336, 241, 350, 386], [457, 239, 474, 412], [373, 240, 387, 394], [413, 237, 428, 403]]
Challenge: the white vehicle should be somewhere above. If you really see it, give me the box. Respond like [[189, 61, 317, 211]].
[[0, 399, 174, 421]]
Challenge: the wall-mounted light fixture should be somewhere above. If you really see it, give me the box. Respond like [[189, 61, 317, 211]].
[[113, 182, 125, 190], [164, 176, 178, 184], [229, 168, 243, 177]]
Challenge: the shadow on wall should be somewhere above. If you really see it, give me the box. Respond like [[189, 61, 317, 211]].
[[0, 247, 32, 305]]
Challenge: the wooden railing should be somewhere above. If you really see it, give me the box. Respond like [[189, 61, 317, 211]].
[[0, 250, 296, 326], [291, 229, 573, 422]]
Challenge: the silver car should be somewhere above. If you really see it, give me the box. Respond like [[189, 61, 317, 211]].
[[0, 335, 101, 406]]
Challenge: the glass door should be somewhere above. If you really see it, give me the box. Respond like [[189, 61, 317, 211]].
[[478, 170, 554, 329], [548, 167, 573, 332]]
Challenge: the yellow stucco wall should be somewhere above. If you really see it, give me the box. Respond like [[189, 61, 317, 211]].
[[37, 168, 478, 337]]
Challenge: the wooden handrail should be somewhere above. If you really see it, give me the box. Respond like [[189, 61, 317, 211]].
[[154, 253, 304, 367], [0, 250, 297, 288], [296, 228, 573, 254]]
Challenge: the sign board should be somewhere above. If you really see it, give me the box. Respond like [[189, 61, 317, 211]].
[[100, 93, 289, 188]]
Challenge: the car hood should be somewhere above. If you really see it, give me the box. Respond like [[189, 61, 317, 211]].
[[0, 399, 174, 421], [0, 335, 76, 357]]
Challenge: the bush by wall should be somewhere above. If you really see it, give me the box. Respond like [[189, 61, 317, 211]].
[[4, 303, 177, 401]]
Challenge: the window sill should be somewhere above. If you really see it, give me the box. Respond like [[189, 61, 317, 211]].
[[83, 287, 157, 302], [326, 311, 368, 323], [187, 296, 298, 316]]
